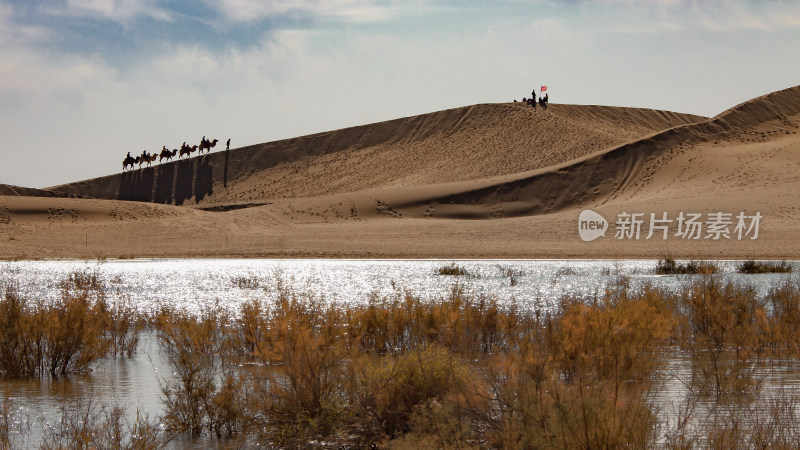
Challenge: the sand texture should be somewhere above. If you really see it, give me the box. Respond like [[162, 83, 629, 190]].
[[2, 86, 799, 259]]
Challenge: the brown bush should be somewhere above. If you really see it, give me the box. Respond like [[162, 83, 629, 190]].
[[348, 345, 477, 440], [0, 270, 142, 378], [678, 275, 768, 398], [141, 275, 800, 447], [155, 306, 246, 437]]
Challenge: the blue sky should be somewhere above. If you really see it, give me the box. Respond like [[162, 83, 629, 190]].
[[2, 0, 799, 188]]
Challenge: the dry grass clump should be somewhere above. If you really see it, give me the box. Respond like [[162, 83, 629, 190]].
[[0, 397, 29, 449], [0, 270, 143, 378], [763, 280, 800, 355], [1, 395, 164, 450], [656, 256, 718, 275], [676, 275, 767, 399], [481, 284, 675, 449], [231, 275, 261, 289], [155, 306, 249, 438], [498, 265, 524, 285], [436, 263, 469, 276], [738, 260, 793, 274], [661, 276, 800, 447], [39, 396, 164, 450]]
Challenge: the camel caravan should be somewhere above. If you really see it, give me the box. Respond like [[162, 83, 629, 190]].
[[122, 137, 219, 172]]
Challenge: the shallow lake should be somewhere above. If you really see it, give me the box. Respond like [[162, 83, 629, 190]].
[[1, 258, 798, 448], [2, 258, 796, 315]]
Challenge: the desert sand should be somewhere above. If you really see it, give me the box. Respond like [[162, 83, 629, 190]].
[[1, 86, 799, 260]]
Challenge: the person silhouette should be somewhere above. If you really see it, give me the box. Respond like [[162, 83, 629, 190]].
[[226, 138, 230, 151]]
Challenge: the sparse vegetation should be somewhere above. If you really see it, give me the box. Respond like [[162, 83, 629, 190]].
[[145, 275, 800, 447], [0, 270, 142, 378], [0, 398, 29, 449], [7, 270, 800, 447], [436, 263, 469, 276], [231, 275, 261, 289], [40, 397, 165, 450], [498, 265, 524, 285], [656, 256, 718, 275], [738, 260, 793, 274]]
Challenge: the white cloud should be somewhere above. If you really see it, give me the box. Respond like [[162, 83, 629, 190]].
[[204, 0, 408, 24], [0, 4, 53, 46], [587, 0, 800, 34], [0, 49, 120, 111], [62, 0, 172, 22]]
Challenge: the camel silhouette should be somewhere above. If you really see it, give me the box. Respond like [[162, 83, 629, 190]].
[[122, 152, 135, 171], [159, 146, 178, 163], [198, 138, 218, 154], [179, 144, 198, 159], [137, 151, 157, 168]]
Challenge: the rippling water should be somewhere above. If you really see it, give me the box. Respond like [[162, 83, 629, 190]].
[[2, 259, 796, 316], [0, 258, 798, 448]]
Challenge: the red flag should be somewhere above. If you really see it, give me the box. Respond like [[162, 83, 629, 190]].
[[540, 86, 547, 92]]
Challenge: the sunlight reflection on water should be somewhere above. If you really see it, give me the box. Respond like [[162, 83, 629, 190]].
[[1, 259, 796, 317]]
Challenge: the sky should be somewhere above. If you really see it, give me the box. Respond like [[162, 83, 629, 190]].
[[1, 0, 799, 188]]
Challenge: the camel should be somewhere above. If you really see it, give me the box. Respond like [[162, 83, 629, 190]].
[[138, 151, 157, 168], [179, 144, 198, 159], [198, 138, 218, 154], [122, 152, 135, 171], [159, 146, 178, 163]]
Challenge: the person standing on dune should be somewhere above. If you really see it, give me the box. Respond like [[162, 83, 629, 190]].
[[226, 138, 230, 151]]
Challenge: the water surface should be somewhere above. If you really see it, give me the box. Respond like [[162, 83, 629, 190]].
[[1, 258, 797, 447]]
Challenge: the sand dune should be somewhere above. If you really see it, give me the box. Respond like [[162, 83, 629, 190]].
[[0, 184, 71, 198], [50, 103, 704, 205], [1, 85, 799, 259]]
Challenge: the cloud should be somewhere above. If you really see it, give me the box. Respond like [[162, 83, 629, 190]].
[[62, 0, 173, 22], [0, 3, 52, 46], [203, 0, 407, 24], [581, 0, 800, 34]]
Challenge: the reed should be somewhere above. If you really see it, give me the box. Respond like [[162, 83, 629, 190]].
[[738, 260, 793, 274], [0, 397, 29, 449], [9, 269, 800, 447], [155, 305, 249, 437], [0, 270, 143, 378], [656, 256, 718, 275], [39, 396, 164, 450], [436, 263, 469, 276]]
